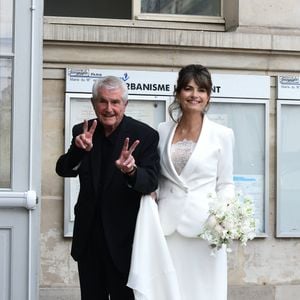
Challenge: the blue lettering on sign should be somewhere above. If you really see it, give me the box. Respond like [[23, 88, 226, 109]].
[[233, 176, 256, 182]]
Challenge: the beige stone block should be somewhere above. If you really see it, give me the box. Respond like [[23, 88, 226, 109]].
[[42, 79, 66, 197], [40, 196, 78, 286], [39, 288, 80, 300], [229, 284, 275, 300], [239, 0, 300, 29], [275, 285, 300, 300]]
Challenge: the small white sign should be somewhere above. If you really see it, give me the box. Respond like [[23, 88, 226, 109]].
[[277, 75, 300, 100]]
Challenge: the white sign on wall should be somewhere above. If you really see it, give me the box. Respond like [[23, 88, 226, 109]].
[[66, 68, 270, 99]]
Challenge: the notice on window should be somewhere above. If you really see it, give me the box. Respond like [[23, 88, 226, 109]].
[[233, 174, 264, 234]]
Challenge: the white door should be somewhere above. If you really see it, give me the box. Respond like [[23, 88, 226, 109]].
[[0, 0, 43, 299]]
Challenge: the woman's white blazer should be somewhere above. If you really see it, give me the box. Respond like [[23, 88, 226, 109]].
[[157, 115, 235, 237]]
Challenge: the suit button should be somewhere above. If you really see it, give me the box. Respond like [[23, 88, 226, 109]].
[[170, 188, 173, 193]]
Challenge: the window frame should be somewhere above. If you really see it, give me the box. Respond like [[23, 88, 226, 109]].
[[132, 0, 224, 25], [43, 0, 229, 32]]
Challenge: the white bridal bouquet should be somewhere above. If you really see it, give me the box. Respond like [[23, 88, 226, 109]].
[[199, 193, 257, 253]]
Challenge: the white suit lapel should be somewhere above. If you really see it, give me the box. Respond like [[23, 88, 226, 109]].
[[160, 122, 186, 186]]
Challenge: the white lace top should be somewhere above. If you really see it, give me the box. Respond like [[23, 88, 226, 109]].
[[171, 139, 196, 175]]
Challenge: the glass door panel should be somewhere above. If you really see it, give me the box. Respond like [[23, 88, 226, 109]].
[[0, 0, 14, 53], [0, 58, 12, 188], [0, 0, 13, 188]]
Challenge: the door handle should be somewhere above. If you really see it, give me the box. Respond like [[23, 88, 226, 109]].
[[0, 190, 38, 210]]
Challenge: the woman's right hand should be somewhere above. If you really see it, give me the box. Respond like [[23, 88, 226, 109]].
[[151, 192, 158, 203]]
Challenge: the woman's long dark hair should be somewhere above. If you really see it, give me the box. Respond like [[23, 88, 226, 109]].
[[169, 64, 213, 122]]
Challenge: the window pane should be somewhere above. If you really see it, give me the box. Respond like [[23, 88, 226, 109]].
[[0, 0, 13, 53], [0, 58, 12, 188], [141, 0, 221, 16], [278, 104, 300, 234], [44, 0, 131, 19]]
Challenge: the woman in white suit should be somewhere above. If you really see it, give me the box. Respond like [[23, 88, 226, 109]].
[[157, 65, 235, 300]]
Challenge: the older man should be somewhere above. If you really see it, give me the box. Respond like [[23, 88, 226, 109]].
[[56, 76, 160, 300]]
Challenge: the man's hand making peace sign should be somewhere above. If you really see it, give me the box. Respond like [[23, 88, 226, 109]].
[[115, 137, 140, 176], [75, 119, 97, 151]]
